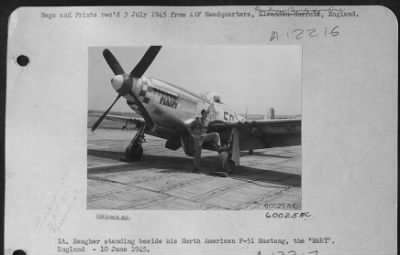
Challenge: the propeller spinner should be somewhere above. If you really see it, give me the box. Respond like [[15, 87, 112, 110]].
[[91, 46, 162, 132], [110, 74, 133, 96]]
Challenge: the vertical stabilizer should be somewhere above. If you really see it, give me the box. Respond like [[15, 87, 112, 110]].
[[264, 107, 275, 120]]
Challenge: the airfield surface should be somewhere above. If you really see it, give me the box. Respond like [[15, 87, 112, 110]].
[[87, 129, 302, 210]]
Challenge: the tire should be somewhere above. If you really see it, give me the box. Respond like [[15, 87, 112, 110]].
[[219, 151, 235, 174], [125, 143, 143, 161]]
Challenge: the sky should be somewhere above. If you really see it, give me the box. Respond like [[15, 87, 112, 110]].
[[88, 46, 302, 115]]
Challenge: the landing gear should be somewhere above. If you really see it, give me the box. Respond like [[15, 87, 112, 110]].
[[219, 150, 235, 174], [125, 143, 143, 161], [217, 128, 238, 175], [124, 124, 146, 161]]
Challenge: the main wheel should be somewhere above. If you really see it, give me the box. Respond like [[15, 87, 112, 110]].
[[219, 151, 235, 174], [125, 143, 143, 161]]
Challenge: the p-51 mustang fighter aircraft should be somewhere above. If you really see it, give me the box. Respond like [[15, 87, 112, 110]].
[[91, 46, 301, 173]]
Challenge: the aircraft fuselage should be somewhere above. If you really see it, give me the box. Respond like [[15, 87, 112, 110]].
[[122, 76, 243, 139]]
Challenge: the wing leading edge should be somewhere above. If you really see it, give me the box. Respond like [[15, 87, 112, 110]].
[[93, 113, 145, 126]]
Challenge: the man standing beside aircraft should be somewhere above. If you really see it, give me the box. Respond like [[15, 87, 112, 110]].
[[188, 107, 221, 172]]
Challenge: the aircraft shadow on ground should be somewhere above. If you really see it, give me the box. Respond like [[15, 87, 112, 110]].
[[248, 152, 295, 158], [87, 149, 301, 187]]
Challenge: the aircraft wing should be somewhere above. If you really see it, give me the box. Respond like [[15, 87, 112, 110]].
[[208, 119, 301, 151], [92, 113, 145, 126]]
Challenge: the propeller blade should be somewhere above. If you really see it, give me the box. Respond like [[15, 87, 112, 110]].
[[130, 46, 162, 78], [91, 95, 121, 132], [103, 49, 125, 75], [128, 91, 155, 131]]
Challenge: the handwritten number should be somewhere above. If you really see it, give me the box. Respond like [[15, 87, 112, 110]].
[[307, 28, 317, 37], [270, 26, 339, 41], [293, 29, 304, 40], [330, 25, 340, 36]]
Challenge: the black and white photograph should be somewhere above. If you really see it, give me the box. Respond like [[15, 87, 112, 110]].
[[4, 6, 397, 255], [87, 46, 302, 210]]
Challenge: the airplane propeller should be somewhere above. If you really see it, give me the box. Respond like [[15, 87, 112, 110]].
[[91, 95, 121, 131], [91, 46, 161, 132], [103, 49, 125, 75], [130, 46, 161, 78]]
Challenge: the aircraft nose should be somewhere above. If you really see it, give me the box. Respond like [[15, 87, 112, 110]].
[[110, 74, 133, 96], [111, 75, 124, 91]]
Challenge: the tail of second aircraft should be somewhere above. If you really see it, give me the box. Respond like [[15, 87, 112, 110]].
[[264, 107, 275, 120]]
